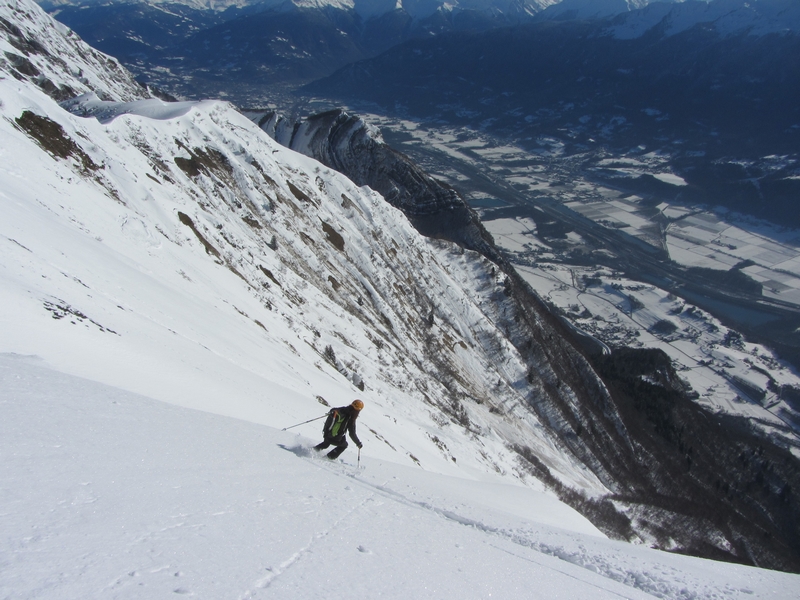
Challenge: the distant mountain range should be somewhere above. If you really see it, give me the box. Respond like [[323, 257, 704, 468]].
[[40, 0, 800, 98], [38, 0, 800, 228], [40, 0, 551, 97], [40, 0, 555, 19]]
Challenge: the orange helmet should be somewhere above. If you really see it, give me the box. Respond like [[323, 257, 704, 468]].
[[351, 399, 364, 411]]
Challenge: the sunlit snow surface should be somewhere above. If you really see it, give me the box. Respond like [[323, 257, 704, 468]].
[[62, 93, 201, 124], [3, 353, 799, 599]]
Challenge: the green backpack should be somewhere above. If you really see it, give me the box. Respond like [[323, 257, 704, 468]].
[[327, 409, 346, 437]]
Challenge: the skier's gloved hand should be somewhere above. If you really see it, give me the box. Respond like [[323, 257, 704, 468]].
[[356, 442, 363, 449]]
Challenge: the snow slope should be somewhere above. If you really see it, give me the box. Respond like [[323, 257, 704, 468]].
[[4, 353, 800, 599], [2, 0, 146, 101], [3, 0, 611, 498]]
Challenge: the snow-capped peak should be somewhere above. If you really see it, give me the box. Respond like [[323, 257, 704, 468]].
[[537, 0, 688, 21], [38, 0, 556, 19]]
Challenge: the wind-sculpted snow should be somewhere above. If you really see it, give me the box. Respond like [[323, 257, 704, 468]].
[[61, 93, 199, 123]]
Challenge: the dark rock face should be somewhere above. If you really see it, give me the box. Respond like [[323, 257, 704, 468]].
[[260, 109, 499, 257]]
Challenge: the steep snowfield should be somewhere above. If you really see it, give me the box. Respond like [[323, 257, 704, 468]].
[[3, 0, 620, 500], [2, 0, 612, 493], [0, 79, 555, 482], [5, 353, 800, 599]]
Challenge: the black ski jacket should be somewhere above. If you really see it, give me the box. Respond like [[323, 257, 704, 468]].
[[322, 405, 361, 446]]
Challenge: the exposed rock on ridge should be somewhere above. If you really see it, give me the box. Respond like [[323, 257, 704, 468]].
[[259, 109, 497, 254], [1, 0, 148, 101]]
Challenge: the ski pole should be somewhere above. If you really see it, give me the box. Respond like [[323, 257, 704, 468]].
[[281, 414, 327, 431], [358, 447, 361, 469]]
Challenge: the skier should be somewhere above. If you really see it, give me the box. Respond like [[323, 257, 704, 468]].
[[314, 400, 363, 459]]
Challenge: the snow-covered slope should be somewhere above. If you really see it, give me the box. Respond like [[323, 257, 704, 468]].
[[4, 83, 593, 486], [4, 0, 800, 591], [7, 353, 800, 598], [4, 0, 612, 494], [2, 0, 147, 101]]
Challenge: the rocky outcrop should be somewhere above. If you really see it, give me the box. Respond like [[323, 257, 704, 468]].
[[259, 109, 499, 256]]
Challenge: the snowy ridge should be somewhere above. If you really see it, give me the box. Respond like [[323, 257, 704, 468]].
[[1, 0, 147, 101], [608, 0, 800, 38]]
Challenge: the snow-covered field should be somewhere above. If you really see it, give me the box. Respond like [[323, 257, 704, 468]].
[[369, 116, 800, 312], [664, 207, 800, 306], [359, 112, 800, 444], [484, 215, 800, 445]]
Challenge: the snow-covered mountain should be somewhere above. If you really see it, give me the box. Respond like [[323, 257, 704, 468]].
[[4, 0, 800, 588], [39, 0, 553, 102], [2, 0, 149, 100], [41, 0, 556, 19], [536, 0, 676, 21], [607, 0, 800, 39], [5, 1, 598, 485], [4, 0, 617, 521]]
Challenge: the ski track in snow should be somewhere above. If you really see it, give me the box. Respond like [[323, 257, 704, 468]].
[[241, 480, 376, 598], [280, 443, 779, 600]]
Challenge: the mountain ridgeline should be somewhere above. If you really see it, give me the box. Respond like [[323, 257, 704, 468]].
[[49, 1, 800, 227], [46, 0, 547, 101]]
